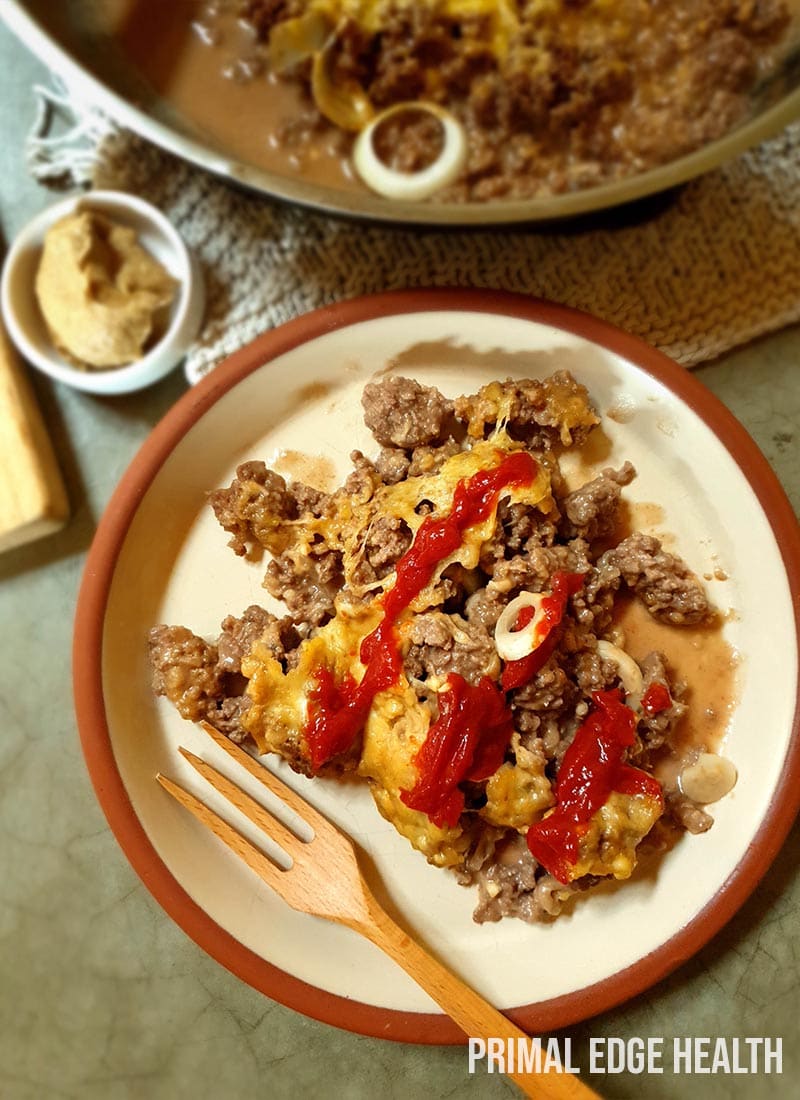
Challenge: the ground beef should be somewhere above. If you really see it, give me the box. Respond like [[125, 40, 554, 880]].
[[514, 706, 578, 764], [149, 624, 222, 722], [375, 447, 411, 485], [485, 541, 591, 590], [478, 508, 560, 574], [511, 660, 574, 717], [362, 376, 452, 449], [559, 462, 635, 541], [236, 0, 296, 40], [470, 835, 581, 923], [264, 548, 343, 626], [351, 514, 414, 588], [403, 611, 499, 685], [209, 461, 329, 556], [217, 605, 276, 672], [343, 451, 382, 503], [464, 586, 505, 630], [609, 533, 712, 625], [150, 603, 305, 740], [666, 791, 714, 835], [454, 371, 599, 447], [218, 605, 300, 672], [634, 652, 687, 755], [149, 622, 253, 741], [372, 107, 446, 172], [406, 439, 461, 477], [209, 461, 295, 557], [497, 500, 554, 554], [289, 480, 331, 518], [572, 644, 619, 696], [371, 439, 466, 488], [208, 696, 252, 742], [473, 843, 538, 922], [571, 552, 624, 635], [369, 514, 412, 567]]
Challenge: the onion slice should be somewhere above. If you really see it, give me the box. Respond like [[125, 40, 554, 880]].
[[268, 11, 331, 73], [352, 102, 468, 201], [679, 753, 738, 804], [596, 640, 644, 704], [311, 36, 375, 132], [494, 592, 547, 662]]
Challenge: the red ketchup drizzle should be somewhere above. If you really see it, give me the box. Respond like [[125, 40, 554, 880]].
[[525, 689, 663, 884], [304, 451, 537, 771], [500, 571, 585, 691], [399, 674, 514, 828], [640, 682, 672, 716]]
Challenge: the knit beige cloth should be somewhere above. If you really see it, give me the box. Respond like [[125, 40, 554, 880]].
[[28, 83, 800, 383]]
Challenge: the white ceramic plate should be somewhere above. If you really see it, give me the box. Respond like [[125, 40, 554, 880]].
[[74, 290, 800, 1041]]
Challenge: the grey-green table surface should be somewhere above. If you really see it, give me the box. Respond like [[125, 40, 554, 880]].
[[1, 19, 799, 1100]]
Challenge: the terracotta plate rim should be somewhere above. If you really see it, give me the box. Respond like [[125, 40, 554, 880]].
[[73, 287, 800, 1044]]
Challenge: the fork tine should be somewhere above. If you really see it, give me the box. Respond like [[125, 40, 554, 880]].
[[156, 772, 286, 893], [178, 746, 305, 858], [198, 721, 338, 838]]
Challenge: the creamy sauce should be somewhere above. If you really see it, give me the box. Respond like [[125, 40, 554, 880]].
[[111, 0, 357, 190], [628, 500, 666, 533], [272, 448, 337, 492], [603, 499, 676, 551], [614, 595, 739, 764], [558, 427, 614, 491]]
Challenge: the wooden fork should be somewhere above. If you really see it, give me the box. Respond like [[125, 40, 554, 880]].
[[157, 721, 599, 1100]]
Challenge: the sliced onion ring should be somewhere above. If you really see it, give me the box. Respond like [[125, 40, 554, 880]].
[[596, 640, 644, 705], [494, 592, 547, 662], [352, 102, 468, 201]]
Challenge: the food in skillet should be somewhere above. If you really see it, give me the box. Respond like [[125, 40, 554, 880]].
[[185, 0, 791, 201], [149, 371, 737, 921]]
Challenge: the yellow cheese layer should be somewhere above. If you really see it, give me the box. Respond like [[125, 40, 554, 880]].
[[241, 435, 553, 861], [565, 790, 663, 882]]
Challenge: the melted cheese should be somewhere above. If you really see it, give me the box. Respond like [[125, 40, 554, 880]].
[[566, 790, 663, 881], [241, 435, 553, 861], [309, 0, 520, 56], [242, 601, 381, 761], [358, 681, 471, 867], [258, 435, 553, 602], [481, 738, 554, 829], [240, 429, 665, 879], [458, 376, 600, 444]]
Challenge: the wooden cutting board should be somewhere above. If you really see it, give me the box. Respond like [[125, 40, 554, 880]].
[[0, 316, 69, 553]]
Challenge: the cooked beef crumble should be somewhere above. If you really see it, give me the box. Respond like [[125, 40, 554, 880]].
[[150, 370, 727, 922], [361, 375, 453, 449]]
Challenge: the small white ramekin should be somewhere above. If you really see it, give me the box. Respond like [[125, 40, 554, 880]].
[[0, 190, 205, 395]]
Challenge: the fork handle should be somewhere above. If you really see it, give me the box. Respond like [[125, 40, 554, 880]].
[[354, 896, 599, 1100]]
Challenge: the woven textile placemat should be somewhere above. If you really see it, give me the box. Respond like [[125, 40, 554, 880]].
[[27, 82, 800, 383]]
